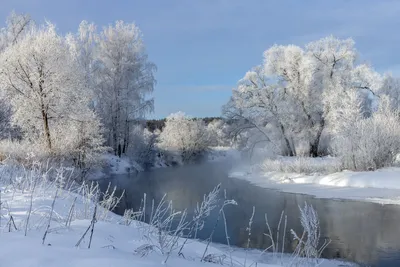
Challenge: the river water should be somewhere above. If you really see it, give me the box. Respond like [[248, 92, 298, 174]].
[[100, 161, 400, 267]]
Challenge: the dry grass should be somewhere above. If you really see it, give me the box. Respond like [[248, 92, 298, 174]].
[[262, 156, 342, 174]]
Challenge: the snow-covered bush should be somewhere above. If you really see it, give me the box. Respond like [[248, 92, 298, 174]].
[[51, 117, 106, 169], [332, 97, 400, 171], [0, 118, 106, 170], [158, 112, 209, 163], [0, 139, 48, 164]]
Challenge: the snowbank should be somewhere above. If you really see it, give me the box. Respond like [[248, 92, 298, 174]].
[[264, 167, 400, 189], [230, 167, 400, 204], [101, 154, 143, 175], [0, 220, 352, 267]]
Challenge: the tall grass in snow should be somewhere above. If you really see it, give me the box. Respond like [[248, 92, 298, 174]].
[[0, 160, 330, 267], [261, 202, 331, 267], [262, 156, 342, 174], [0, 161, 123, 237]]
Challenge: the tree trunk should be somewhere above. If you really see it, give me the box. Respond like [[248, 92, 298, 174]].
[[284, 136, 295, 157], [279, 123, 295, 156], [122, 119, 129, 154], [112, 115, 118, 155], [118, 144, 122, 157], [309, 119, 325, 158], [309, 141, 319, 158], [38, 73, 51, 151], [41, 107, 52, 151]]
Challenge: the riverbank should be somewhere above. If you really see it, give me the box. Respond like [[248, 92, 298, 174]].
[[101, 146, 240, 176], [230, 164, 400, 205]]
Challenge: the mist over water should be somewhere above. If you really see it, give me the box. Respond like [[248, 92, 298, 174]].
[[100, 161, 400, 267]]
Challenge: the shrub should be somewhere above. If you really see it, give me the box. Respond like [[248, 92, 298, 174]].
[[158, 112, 209, 163], [0, 117, 106, 171], [262, 156, 342, 174], [332, 97, 400, 171]]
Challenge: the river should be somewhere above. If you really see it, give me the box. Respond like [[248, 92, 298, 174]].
[[100, 160, 400, 267]]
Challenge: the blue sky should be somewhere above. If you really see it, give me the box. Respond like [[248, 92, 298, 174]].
[[1, 0, 400, 118]]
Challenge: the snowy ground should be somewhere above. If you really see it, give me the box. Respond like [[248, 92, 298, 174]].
[[0, 164, 356, 267], [101, 154, 143, 175], [230, 162, 400, 205]]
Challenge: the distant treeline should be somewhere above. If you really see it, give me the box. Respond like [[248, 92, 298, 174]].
[[145, 117, 223, 132]]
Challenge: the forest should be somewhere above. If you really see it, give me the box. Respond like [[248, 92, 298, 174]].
[[1, 8, 400, 267], [1, 12, 400, 176], [0, 12, 236, 174]]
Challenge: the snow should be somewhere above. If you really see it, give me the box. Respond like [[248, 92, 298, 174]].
[[100, 148, 239, 176], [230, 165, 400, 205], [260, 167, 400, 190], [0, 168, 355, 267], [101, 154, 143, 175], [207, 146, 241, 162]]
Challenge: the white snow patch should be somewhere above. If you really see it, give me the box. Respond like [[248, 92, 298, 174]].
[[230, 166, 400, 205], [102, 154, 143, 174]]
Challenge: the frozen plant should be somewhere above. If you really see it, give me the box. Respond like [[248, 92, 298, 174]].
[[261, 203, 330, 267], [97, 183, 125, 221], [290, 202, 330, 264], [201, 190, 237, 262], [178, 183, 221, 257], [140, 194, 189, 256], [244, 206, 256, 267]]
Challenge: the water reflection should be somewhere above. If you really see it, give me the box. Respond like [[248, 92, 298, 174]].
[[100, 161, 400, 266]]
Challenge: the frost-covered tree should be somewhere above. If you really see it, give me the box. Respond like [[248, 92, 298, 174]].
[[66, 20, 97, 91], [158, 112, 209, 163], [66, 20, 157, 157], [94, 21, 156, 156], [0, 99, 17, 140], [224, 36, 383, 157], [378, 74, 400, 110], [0, 11, 33, 51], [0, 12, 32, 141], [223, 65, 296, 155], [128, 124, 157, 168], [206, 119, 230, 147], [0, 23, 103, 159]]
